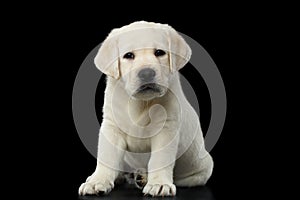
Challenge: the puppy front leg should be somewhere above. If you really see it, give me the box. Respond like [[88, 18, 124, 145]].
[[143, 130, 179, 196], [79, 124, 126, 195]]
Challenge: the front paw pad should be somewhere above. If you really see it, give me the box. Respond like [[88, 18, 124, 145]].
[[142, 183, 176, 196]]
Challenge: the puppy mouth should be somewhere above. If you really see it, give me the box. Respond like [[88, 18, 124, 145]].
[[133, 83, 166, 100], [136, 83, 161, 93]]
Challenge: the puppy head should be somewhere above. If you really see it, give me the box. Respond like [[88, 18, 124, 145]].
[[94, 21, 191, 100]]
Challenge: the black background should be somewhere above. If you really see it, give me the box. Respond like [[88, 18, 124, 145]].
[[6, 4, 282, 200]]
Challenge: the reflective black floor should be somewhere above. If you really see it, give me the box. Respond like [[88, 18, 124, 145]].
[[78, 183, 215, 200]]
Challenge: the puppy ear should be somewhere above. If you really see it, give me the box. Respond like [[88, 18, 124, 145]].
[[168, 28, 192, 72], [94, 34, 120, 79]]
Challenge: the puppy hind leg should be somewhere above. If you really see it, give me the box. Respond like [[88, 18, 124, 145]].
[[175, 154, 213, 187], [175, 171, 209, 187]]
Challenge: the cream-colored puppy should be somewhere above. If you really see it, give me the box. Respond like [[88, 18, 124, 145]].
[[79, 21, 213, 197]]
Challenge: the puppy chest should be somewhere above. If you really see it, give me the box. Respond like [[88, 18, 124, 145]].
[[128, 103, 152, 127], [126, 137, 151, 153]]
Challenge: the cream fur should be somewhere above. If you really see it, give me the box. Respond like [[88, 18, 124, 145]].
[[79, 21, 213, 197]]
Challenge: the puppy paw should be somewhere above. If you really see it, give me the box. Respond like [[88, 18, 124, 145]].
[[134, 168, 148, 189], [142, 183, 176, 196], [78, 179, 114, 195]]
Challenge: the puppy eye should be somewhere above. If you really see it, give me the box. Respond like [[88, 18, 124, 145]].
[[123, 52, 135, 59], [154, 49, 166, 57]]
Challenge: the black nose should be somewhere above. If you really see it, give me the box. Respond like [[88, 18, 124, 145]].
[[138, 68, 156, 82]]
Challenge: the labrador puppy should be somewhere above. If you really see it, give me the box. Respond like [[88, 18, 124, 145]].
[[79, 21, 213, 197]]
